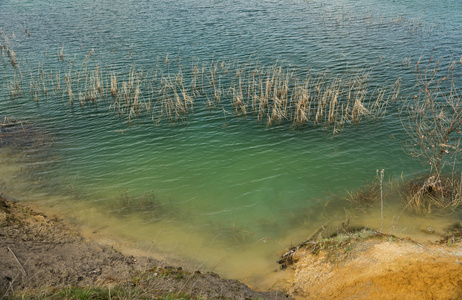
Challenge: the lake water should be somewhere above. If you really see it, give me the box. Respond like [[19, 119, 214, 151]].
[[1, 0, 461, 288]]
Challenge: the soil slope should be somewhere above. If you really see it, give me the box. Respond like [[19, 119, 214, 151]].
[[286, 230, 462, 299]]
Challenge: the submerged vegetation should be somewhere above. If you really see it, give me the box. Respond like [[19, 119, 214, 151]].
[[109, 190, 168, 220], [0, 116, 53, 150]]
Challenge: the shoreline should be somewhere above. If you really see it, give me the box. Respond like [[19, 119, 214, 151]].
[[3, 192, 462, 299], [0, 194, 288, 299]]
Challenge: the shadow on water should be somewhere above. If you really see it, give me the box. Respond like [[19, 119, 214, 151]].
[[0, 116, 54, 150]]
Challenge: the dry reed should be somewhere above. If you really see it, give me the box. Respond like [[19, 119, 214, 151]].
[[3, 53, 400, 130]]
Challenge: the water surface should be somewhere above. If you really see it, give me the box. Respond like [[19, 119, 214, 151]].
[[1, 0, 461, 288]]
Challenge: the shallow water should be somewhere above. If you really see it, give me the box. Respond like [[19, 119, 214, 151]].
[[1, 0, 462, 288]]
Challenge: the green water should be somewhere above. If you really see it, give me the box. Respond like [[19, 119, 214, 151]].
[[1, 0, 462, 288]]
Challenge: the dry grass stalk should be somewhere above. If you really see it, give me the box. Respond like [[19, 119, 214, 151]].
[[401, 175, 462, 215], [110, 72, 118, 98], [3, 54, 400, 128], [57, 47, 65, 61], [9, 49, 16, 67]]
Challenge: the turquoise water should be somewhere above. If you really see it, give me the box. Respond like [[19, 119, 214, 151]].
[[1, 0, 462, 288]]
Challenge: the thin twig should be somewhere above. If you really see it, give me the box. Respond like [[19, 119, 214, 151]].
[[7, 247, 27, 276]]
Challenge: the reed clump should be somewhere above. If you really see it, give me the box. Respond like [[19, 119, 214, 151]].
[[8, 79, 21, 98], [345, 183, 380, 210], [6, 68, 23, 99], [4, 53, 400, 130], [400, 175, 462, 215], [0, 32, 18, 68]]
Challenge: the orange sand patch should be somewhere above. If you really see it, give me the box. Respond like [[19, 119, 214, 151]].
[[289, 238, 462, 299]]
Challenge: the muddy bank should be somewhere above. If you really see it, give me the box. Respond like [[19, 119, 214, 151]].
[[0, 195, 287, 299], [282, 227, 462, 299]]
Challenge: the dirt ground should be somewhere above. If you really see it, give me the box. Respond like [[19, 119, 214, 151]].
[[0, 195, 287, 299], [285, 229, 462, 299]]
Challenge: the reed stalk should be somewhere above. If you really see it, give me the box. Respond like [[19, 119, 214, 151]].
[[2, 52, 400, 129], [377, 169, 385, 232]]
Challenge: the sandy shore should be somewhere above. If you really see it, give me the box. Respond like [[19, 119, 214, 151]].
[[283, 227, 462, 299]]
